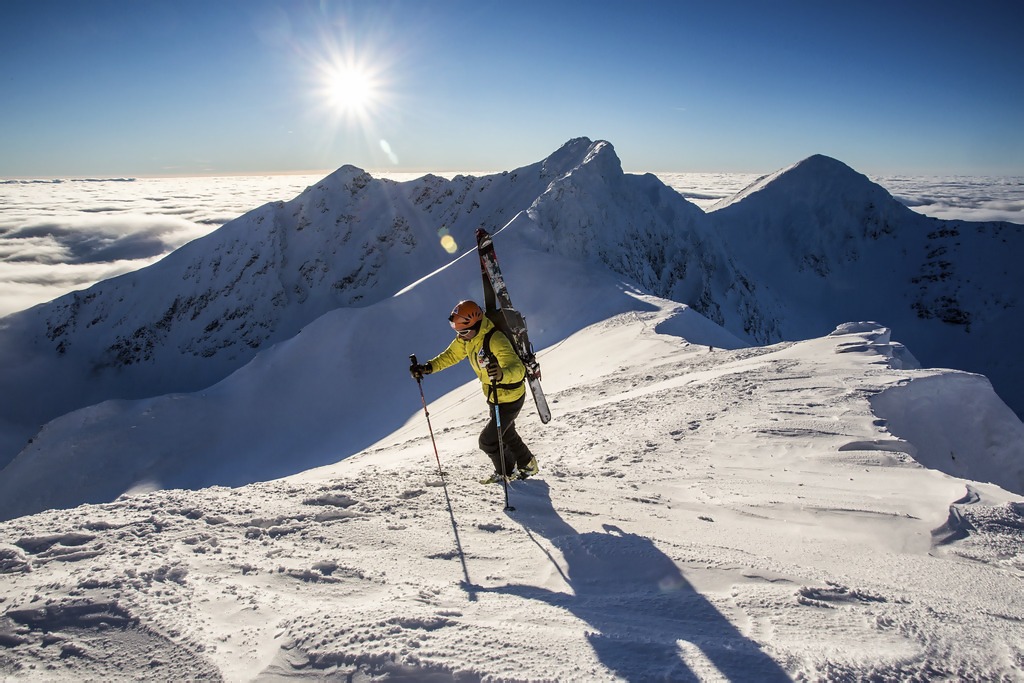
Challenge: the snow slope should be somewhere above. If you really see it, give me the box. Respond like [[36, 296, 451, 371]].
[[1, 303, 1021, 681]]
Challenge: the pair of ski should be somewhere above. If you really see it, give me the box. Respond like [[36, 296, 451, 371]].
[[475, 227, 551, 425]]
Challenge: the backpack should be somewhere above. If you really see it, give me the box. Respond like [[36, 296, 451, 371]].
[[479, 315, 528, 391]]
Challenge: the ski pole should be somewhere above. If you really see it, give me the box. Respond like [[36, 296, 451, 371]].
[[410, 355, 476, 599], [490, 383, 515, 512], [410, 354, 445, 479]]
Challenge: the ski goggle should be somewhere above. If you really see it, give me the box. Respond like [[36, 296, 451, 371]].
[[453, 321, 481, 337]]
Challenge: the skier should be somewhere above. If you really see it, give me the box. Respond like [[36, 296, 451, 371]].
[[410, 300, 539, 483]]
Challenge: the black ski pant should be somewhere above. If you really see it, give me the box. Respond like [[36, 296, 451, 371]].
[[479, 394, 534, 475]]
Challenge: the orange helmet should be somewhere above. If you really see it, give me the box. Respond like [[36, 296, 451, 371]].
[[449, 300, 483, 330]]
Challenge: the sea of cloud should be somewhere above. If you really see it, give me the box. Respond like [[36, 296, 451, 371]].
[[1, 171, 1020, 318], [0, 175, 320, 317]]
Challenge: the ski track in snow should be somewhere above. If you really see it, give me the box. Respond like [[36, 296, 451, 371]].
[[1, 309, 1022, 681]]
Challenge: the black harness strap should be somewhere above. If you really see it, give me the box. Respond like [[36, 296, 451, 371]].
[[483, 328, 524, 391]]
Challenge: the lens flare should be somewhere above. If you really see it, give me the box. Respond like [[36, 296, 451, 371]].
[[438, 226, 458, 254], [379, 139, 399, 165]]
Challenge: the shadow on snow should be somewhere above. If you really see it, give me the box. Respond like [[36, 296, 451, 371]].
[[473, 481, 790, 682]]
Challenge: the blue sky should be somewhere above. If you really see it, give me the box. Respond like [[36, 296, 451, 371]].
[[2, 0, 1022, 178]]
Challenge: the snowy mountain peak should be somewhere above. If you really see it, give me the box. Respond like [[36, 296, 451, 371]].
[[709, 153, 1024, 421], [314, 163, 373, 188], [524, 139, 773, 341], [710, 152, 911, 260], [792, 152, 859, 174], [711, 153, 898, 214], [535, 137, 618, 181], [547, 136, 601, 162]]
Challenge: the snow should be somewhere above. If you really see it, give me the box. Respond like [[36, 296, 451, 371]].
[[1, 304, 1022, 680], [869, 371, 1024, 495], [1, 138, 1023, 679]]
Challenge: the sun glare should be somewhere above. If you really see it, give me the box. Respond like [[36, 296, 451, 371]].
[[324, 65, 378, 116], [300, 25, 403, 166]]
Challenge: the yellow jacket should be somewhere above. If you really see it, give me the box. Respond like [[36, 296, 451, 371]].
[[428, 317, 527, 404]]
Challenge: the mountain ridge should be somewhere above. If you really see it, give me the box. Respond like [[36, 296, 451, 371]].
[[0, 138, 1021, 503], [0, 140, 626, 466]]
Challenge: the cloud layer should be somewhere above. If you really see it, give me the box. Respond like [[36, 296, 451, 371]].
[[0, 175, 318, 317], [878, 175, 1024, 224], [1, 172, 1020, 317]]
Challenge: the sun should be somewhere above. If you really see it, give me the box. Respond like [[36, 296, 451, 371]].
[[324, 64, 378, 117], [314, 56, 386, 124], [299, 29, 402, 164]]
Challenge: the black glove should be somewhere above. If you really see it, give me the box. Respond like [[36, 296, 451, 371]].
[[487, 363, 503, 382], [410, 361, 432, 380]]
